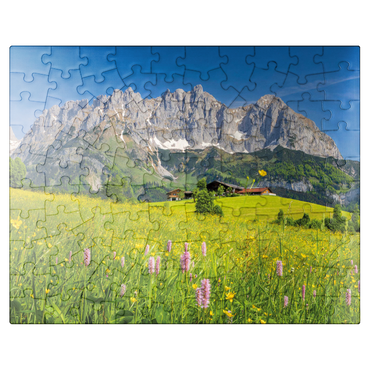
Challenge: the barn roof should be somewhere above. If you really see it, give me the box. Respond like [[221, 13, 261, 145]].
[[207, 180, 244, 190], [237, 187, 272, 194]]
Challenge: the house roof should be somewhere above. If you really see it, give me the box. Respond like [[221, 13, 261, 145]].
[[207, 180, 244, 190], [166, 188, 181, 195], [237, 187, 272, 194]]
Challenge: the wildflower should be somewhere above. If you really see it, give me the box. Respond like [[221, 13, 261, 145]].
[[225, 286, 231, 291], [247, 318, 252, 323], [276, 260, 283, 277], [167, 240, 172, 252], [69, 251, 72, 263], [346, 289, 351, 306], [201, 279, 211, 308], [121, 256, 125, 268], [156, 256, 161, 276], [313, 290, 316, 298], [148, 256, 155, 274], [302, 285, 306, 300], [210, 311, 214, 316], [180, 250, 191, 273], [192, 284, 198, 289], [223, 310, 234, 318], [202, 242, 207, 257], [120, 284, 126, 297], [45, 289, 50, 294], [113, 251, 116, 260], [310, 266, 312, 274], [258, 169, 267, 177], [130, 297, 137, 303], [351, 260, 353, 265], [145, 245, 150, 256], [284, 296, 288, 308], [84, 248, 91, 267], [354, 265, 358, 274], [10, 217, 22, 229], [225, 292, 236, 303], [184, 242, 189, 252], [260, 319, 266, 324], [195, 288, 203, 307], [55, 257, 58, 265]]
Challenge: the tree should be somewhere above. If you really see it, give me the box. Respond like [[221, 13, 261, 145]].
[[277, 209, 284, 224], [178, 190, 185, 200], [195, 189, 214, 214], [197, 178, 207, 191], [216, 185, 225, 197], [10, 157, 26, 188], [192, 188, 199, 202]]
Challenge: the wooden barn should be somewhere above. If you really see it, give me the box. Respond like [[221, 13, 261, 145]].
[[236, 187, 275, 196], [166, 189, 193, 201], [206, 180, 244, 193]]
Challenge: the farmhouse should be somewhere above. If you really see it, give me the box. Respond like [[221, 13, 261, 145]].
[[236, 187, 275, 196], [206, 180, 244, 193], [166, 189, 193, 201]]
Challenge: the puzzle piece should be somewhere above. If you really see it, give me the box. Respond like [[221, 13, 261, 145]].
[[9, 46, 360, 324]]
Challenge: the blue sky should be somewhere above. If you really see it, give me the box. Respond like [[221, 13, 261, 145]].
[[10, 46, 360, 160]]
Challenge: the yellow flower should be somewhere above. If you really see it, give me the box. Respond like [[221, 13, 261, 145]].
[[192, 284, 198, 289], [225, 292, 236, 302], [301, 254, 307, 258], [11, 218, 22, 229], [262, 255, 268, 259], [130, 297, 137, 303], [225, 286, 231, 291], [30, 294, 34, 298], [223, 310, 234, 318], [165, 252, 169, 257], [247, 318, 252, 323], [106, 269, 110, 273], [258, 170, 267, 177], [45, 289, 50, 294], [210, 311, 214, 316], [260, 319, 266, 324], [252, 305, 257, 309]]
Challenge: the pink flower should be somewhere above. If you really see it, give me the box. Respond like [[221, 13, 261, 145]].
[[313, 290, 316, 298], [156, 256, 161, 276], [310, 266, 312, 274], [145, 245, 150, 256], [84, 248, 91, 267], [284, 296, 288, 308], [195, 288, 203, 307], [302, 285, 306, 301], [276, 260, 283, 277], [148, 256, 155, 274], [354, 265, 358, 274], [351, 260, 353, 265], [358, 280, 362, 293], [121, 256, 125, 268], [201, 279, 211, 308], [184, 242, 188, 252], [120, 284, 126, 297], [167, 240, 172, 252], [202, 242, 207, 257], [346, 289, 351, 306], [69, 251, 72, 263], [113, 251, 116, 260], [180, 251, 191, 273], [55, 257, 58, 265]]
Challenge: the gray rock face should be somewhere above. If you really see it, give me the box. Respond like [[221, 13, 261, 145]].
[[12, 86, 343, 190], [10, 127, 20, 154]]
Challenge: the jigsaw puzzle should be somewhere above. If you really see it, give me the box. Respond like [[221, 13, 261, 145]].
[[9, 46, 360, 324]]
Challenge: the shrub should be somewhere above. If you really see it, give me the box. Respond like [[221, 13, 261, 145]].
[[308, 219, 322, 229], [295, 213, 310, 227], [195, 189, 214, 214], [277, 209, 284, 224], [212, 205, 224, 217], [286, 217, 295, 226]]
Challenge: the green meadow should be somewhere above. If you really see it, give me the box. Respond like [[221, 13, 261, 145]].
[[10, 189, 359, 324]]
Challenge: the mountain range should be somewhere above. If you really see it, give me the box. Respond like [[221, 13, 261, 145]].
[[10, 86, 358, 206]]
